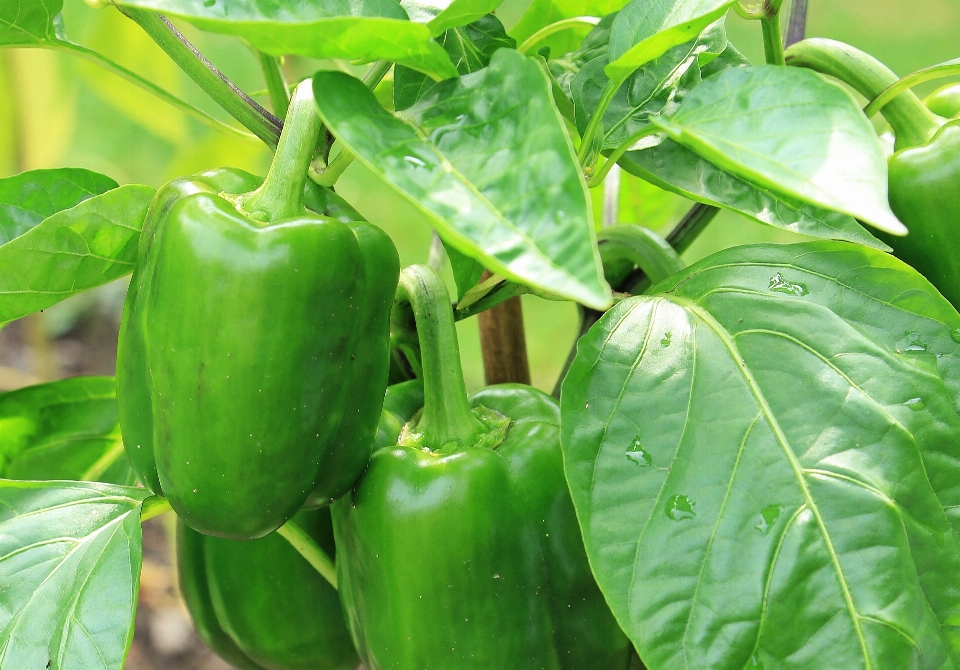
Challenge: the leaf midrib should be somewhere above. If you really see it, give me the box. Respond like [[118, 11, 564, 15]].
[[675, 296, 873, 669]]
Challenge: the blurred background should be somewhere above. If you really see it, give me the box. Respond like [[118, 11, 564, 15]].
[[0, 0, 956, 667]]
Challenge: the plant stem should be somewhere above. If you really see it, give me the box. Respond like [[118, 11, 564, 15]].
[[396, 265, 485, 449], [586, 125, 661, 187], [785, 38, 943, 150], [239, 81, 321, 221], [518, 16, 602, 54], [310, 60, 391, 186], [477, 270, 531, 385], [119, 7, 282, 146], [53, 39, 257, 139], [760, 13, 785, 65], [597, 225, 685, 286], [258, 51, 290, 118], [784, 0, 808, 48], [865, 59, 960, 118], [277, 519, 337, 590], [140, 496, 172, 522], [578, 79, 618, 167], [552, 202, 719, 397]]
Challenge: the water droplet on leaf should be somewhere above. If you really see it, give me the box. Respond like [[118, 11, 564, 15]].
[[904, 397, 926, 411], [666, 495, 695, 521], [755, 505, 781, 535], [626, 438, 652, 467], [768, 273, 808, 297], [897, 330, 927, 353]]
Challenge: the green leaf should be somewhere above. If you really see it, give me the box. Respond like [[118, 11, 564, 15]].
[[112, 0, 458, 80], [0, 480, 150, 669], [650, 66, 906, 235], [314, 49, 611, 309], [604, 0, 735, 85], [572, 19, 727, 149], [401, 0, 506, 35], [511, 0, 630, 57], [444, 242, 485, 300], [620, 139, 889, 249], [0, 377, 134, 486], [394, 14, 515, 111], [0, 169, 118, 245], [561, 241, 960, 669], [0, 184, 155, 323], [0, 0, 60, 46]]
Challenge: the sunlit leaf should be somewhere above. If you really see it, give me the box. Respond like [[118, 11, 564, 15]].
[[0, 377, 134, 486], [113, 0, 458, 80], [0, 184, 155, 323], [0, 168, 118, 245], [0, 480, 150, 669], [650, 66, 906, 235], [314, 49, 611, 309], [604, 0, 735, 84], [0, 0, 60, 46], [511, 0, 630, 57], [395, 14, 515, 111]]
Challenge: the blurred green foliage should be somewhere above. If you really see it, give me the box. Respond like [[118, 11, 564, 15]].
[[1, 0, 957, 393]]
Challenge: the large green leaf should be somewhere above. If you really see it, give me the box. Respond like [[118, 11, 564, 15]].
[[650, 66, 906, 235], [561, 241, 960, 669], [510, 0, 630, 56], [0, 0, 60, 46], [394, 13, 515, 111], [620, 139, 889, 249], [0, 184, 154, 323], [605, 0, 735, 85], [113, 0, 458, 80], [314, 49, 611, 309], [0, 480, 150, 669], [0, 377, 134, 486], [0, 169, 118, 245]]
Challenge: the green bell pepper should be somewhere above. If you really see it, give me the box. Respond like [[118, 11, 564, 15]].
[[786, 39, 960, 309], [333, 265, 630, 670], [117, 81, 399, 539], [178, 507, 359, 670], [926, 83, 960, 119]]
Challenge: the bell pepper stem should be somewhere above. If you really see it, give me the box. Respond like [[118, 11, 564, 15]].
[[240, 80, 322, 222], [277, 519, 338, 590], [396, 265, 486, 449], [784, 38, 943, 150]]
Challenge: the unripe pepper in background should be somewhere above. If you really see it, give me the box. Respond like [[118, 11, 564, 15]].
[[178, 507, 358, 670], [333, 265, 631, 670], [117, 82, 399, 539], [926, 83, 960, 119], [786, 39, 960, 311]]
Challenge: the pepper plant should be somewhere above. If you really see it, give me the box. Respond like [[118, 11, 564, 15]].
[[0, 0, 959, 668]]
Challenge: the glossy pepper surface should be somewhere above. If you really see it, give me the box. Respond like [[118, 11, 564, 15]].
[[332, 265, 630, 670], [786, 39, 960, 309], [178, 507, 358, 670], [117, 82, 399, 538], [926, 83, 960, 119]]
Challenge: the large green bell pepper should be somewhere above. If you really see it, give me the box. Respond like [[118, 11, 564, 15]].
[[117, 82, 399, 539], [786, 39, 960, 309], [333, 265, 630, 670], [178, 507, 358, 670]]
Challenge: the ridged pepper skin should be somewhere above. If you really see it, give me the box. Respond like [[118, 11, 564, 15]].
[[178, 507, 359, 670], [117, 83, 399, 538], [876, 121, 960, 309], [332, 266, 630, 670]]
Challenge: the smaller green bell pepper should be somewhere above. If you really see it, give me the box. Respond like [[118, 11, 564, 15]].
[[333, 265, 630, 670], [926, 83, 960, 119], [178, 507, 358, 670]]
